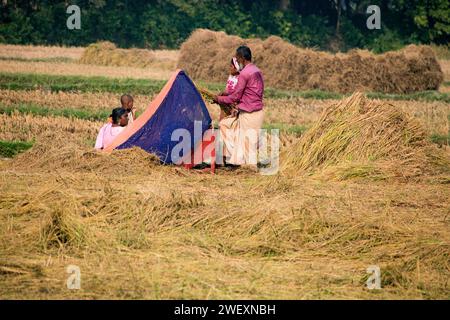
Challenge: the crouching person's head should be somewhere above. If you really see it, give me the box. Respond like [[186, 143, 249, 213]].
[[111, 107, 129, 127]]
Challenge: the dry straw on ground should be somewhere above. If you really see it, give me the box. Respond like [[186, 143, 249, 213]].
[[439, 60, 450, 81], [0, 60, 173, 81], [0, 100, 449, 299], [11, 132, 160, 174], [1, 42, 449, 299], [79, 41, 178, 70], [0, 89, 154, 113], [0, 112, 100, 141], [282, 92, 450, 181], [0, 43, 177, 79], [80, 42, 155, 68], [0, 44, 84, 60], [178, 29, 444, 94], [1, 128, 449, 299]]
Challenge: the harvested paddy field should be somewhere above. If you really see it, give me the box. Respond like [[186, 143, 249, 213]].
[[0, 43, 449, 300]]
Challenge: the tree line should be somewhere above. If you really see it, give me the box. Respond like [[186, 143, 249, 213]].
[[0, 0, 448, 52]]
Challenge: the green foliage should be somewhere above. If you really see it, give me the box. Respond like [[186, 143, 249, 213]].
[[407, 0, 450, 43], [1, 0, 447, 51], [340, 17, 367, 50], [430, 133, 450, 145], [293, 15, 332, 48], [0, 140, 34, 158], [0, 8, 37, 44], [367, 28, 407, 53]]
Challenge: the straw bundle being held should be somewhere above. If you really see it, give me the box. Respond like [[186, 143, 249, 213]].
[[198, 86, 232, 116]]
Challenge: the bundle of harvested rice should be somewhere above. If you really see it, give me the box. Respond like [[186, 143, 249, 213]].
[[178, 29, 443, 94], [79, 41, 155, 68], [40, 204, 90, 250], [12, 132, 160, 174], [197, 86, 232, 116], [282, 92, 450, 180]]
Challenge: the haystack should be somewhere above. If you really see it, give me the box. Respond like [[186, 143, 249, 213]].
[[79, 41, 156, 68], [178, 29, 443, 94], [282, 92, 450, 180], [12, 132, 160, 174]]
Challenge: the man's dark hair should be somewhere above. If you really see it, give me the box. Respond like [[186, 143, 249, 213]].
[[236, 46, 252, 62], [110, 107, 127, 124]]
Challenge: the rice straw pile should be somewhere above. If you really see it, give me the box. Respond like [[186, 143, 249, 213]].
[[282, 92, 450, 180], [11, 132, 160, 174], [178, 29, 444, 94], [79, 42, 156, 68]]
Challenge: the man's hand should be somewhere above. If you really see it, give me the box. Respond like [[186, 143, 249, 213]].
[[213, 95, 219, 104]]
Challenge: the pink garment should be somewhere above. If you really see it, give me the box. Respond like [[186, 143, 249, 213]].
[[225, 74, 239, 95], [94, 123, 125, 150], [218, 63, 264, 113]]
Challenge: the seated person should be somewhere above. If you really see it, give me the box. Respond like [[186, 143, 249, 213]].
[[95, 108, 129, 150]]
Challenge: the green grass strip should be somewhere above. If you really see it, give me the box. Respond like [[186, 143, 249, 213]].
[[263, 123, 308, 135], [0, 56, 74, 63], [430, 133, 450, 145], [0, 140, 34, 158], [0, 103, 110, 121], [367, 91, 450, 103], [0, 72, 166, 95]]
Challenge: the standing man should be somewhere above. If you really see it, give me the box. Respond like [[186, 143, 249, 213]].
[[214, 46, 264, 167]]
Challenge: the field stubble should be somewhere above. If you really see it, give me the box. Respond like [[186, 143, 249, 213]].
[[0, 44, 85, 60], [0, 130, 448, 299], [0, 60, 173, 81], [0, 44, 449, 300]]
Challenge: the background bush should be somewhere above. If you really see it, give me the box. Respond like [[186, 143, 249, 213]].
[[0, 0, 448, 52]]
